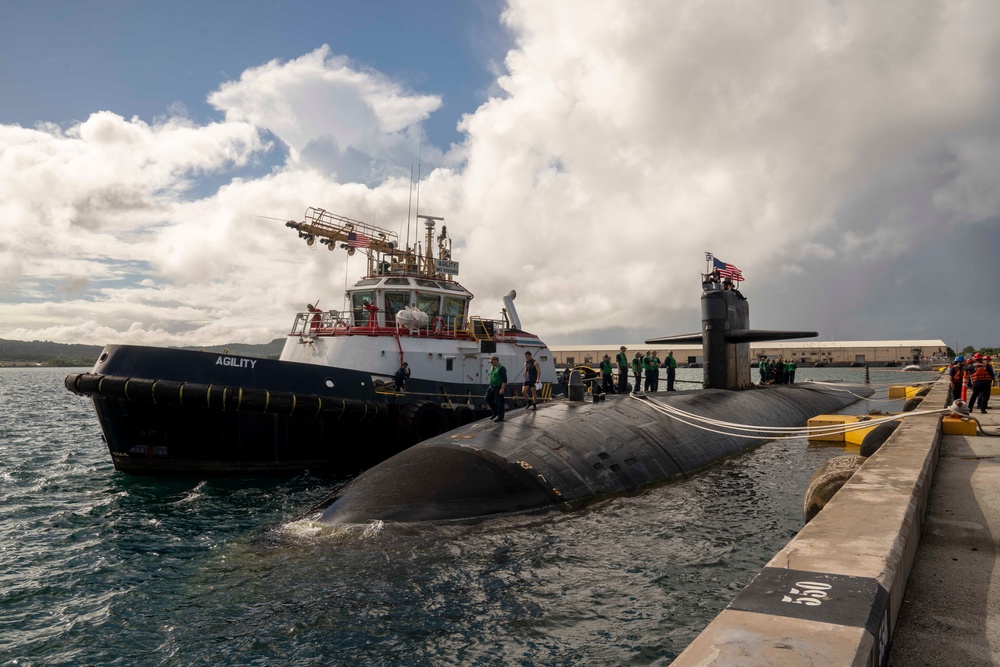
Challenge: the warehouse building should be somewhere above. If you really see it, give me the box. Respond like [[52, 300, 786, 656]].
[[549, 340, 949, 367]]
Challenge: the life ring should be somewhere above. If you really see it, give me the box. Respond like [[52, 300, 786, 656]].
[[400, 401, 449, 444]]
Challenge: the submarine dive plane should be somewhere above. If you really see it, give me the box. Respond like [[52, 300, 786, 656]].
[[316, 269, 873, 524]]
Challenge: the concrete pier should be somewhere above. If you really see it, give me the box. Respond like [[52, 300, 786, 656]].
[[670, 378, 995, 666], [886, 397, 1000, 665]]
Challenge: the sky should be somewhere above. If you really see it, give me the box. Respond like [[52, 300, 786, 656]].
[[1, 0, 998, 353]]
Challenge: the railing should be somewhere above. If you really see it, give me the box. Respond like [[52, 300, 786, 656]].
[[289, 311, 510, 341], [467, 316, 494, 342], [290, 310, 352, 335]]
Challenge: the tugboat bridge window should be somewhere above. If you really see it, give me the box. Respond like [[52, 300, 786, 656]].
[[417, 293, 440, 317], [351, 291, 376, 325], [384, 277, 410, 285], [384, 292, 409, 323], [415, 279, 440, 288], [355, 278, 380, 286], [443, 297, 467, 329]]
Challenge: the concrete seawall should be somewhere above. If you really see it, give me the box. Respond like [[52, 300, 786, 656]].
[[671, 379, 950, 666]]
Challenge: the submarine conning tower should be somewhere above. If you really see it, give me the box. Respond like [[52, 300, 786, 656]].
[[646, 272, 818, 390]]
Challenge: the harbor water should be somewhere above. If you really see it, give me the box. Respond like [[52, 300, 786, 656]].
[[1, 366, 940, 666]]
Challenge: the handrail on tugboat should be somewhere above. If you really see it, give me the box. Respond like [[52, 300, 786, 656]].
[[289, 310, 513, 342]]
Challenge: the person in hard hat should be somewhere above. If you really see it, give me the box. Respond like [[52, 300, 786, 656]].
[[967, 354, 995, 414], [949, 356, 966, 403]]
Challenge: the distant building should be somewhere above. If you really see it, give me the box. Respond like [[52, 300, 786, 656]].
[[550, 340, 948, 367]]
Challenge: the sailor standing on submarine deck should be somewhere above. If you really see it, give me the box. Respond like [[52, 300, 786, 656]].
[[616, 346, 630, 393], [522, 351, 540, 410], [631, 352, 643, 394], [487, 355, 507, 422], [664, 350, 677, 391]]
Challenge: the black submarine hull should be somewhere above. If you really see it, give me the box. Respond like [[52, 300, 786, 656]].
[[319, 383, 871, 524]]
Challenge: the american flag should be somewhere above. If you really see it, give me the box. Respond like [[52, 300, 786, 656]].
[[347, 231, 371, 249], [713, 257, 744, 281]]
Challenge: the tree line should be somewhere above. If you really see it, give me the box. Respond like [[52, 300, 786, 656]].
[[0, 338, 286, 367]]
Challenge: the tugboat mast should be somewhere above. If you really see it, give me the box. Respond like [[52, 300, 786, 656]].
[[285, 207, 457, 280]]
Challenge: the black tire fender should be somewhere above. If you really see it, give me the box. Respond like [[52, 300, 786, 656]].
[[400, 401, 449, 445], [450, 405, 476, 429], [860, 421, 900, 457]]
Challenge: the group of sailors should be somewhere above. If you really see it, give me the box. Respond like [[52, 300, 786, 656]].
[[758, 357, 797, 384], [949, 353, 996, 414], [595, 347, 678, 394]]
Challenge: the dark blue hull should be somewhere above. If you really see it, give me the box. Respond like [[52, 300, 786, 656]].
[[66, 345, 495, 474]]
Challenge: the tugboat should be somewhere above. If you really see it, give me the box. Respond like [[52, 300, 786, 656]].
[[65, 207, 557, 474]]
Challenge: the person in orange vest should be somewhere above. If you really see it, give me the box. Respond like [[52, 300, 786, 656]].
[[948, 356, 965, 403], [307, 303, 322, 331], [967, 353, 996, 414], [362, 298, 379, 328]]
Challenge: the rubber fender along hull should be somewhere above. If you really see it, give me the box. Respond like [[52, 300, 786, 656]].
[[321, 383, 872, 524], [65, 344, 493, 474]]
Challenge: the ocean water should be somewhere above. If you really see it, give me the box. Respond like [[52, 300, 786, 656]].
[[0, 367, 940, 666]]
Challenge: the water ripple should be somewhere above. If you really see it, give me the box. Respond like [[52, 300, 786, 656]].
[[0, 367, 934, 665]]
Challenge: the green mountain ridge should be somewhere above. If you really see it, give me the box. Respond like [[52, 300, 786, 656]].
[[0, 338, 287, 367]]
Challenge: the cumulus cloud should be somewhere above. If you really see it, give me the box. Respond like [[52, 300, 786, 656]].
[[447, 0, 1000, 344], [1, 0, 999, 351], [208, 46, 445, 182]]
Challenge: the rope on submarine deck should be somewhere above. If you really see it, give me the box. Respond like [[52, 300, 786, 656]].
[[629, 392, 956, 441], [799, 379, 937, 403]]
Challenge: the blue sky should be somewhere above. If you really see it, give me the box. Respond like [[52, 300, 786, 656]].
[[1, 0, 505, 149], [1, 0, 998, 351]]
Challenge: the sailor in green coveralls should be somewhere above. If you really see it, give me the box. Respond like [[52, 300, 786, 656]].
[[650, 351, 661, 392], [664, 351, 677, 391], [486, 355, 507, 422], [642, 351, 655, 392], [599, 354, 616, 394], [631, 352, 643, 394], [616, 346, 629, 393]]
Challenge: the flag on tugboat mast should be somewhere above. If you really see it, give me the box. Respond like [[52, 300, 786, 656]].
[[712, 257, 744, 281], [347, 231, 371, 249]]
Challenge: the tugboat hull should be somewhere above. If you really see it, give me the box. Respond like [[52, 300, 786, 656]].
[[66, 344, 493, 474]]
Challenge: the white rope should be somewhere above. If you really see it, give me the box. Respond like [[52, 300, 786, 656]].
[[799, 380, 933, 403], [628, 392, 951, 441], [642, 386, 917, 434]]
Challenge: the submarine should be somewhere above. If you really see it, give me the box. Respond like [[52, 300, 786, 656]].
[[316, 271, 872, 524]]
